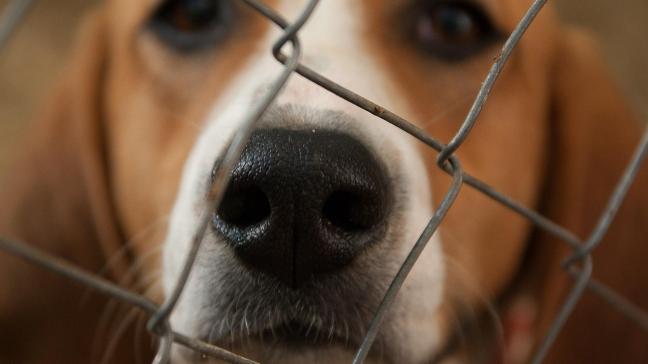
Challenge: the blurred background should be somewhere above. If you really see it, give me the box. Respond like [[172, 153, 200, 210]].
[[0, 0, 646, 172]]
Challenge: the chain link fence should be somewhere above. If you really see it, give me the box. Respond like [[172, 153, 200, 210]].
[[0, 0, 647, 363]]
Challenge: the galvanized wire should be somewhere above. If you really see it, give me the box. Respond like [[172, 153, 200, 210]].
[[436, 0, 548, 165], [0, 0, 647, 363], [530, 257, 593, 364], [0, 0, 34, 51], [146, 1, 320, 363], [564, 127, 648, 266], [0, 237, 258, 364], [352, 157, 464, 364], [530, 126, 648, 364]]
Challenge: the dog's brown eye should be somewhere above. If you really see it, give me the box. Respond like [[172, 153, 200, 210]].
[[414, 1, 499, 61], [148, 0, 233, 52]]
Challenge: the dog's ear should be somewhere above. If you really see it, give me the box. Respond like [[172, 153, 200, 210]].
[[0, 11, 137, 363], [514, 29, 648, 362]]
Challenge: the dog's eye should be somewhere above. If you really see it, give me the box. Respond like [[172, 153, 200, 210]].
[[148, 0, 233, 52], [414, 1, 499, 61]]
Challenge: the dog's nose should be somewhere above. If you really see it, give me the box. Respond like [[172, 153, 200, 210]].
[[212, 129, 391, 288]]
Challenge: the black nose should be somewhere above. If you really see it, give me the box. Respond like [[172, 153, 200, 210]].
[[212, 129, 391, 288]]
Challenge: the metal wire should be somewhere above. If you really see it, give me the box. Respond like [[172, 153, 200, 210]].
[[353, 157, 464, 364], [146, 1, 320, 363], [564, 127, 648, 266], [0, 237, 258, 364], [530, 257, 593, 364], [436, 0, 548, 165], [0, 0, 647, 363], [0, 0, 34, 51]]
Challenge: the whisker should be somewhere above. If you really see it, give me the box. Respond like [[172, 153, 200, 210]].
[[441, 252, 505, 360], [95, 214, 170, 284], [100, 307, 141, 364], [418, 91, 476, 129], [134, 310, 149, 364], [134, 281, 163, 364], [92, 249, 163, 354], [446, 298, 469, 354], [207, 319, 220, 347], [85, 213, 169, 352]]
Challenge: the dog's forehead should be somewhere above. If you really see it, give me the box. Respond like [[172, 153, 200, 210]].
[[115, 0, 517, 32], [109, 0, 560, 251], [269, 0, 508, 32]]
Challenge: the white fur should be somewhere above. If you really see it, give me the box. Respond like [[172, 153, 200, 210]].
[[163, 1, 446, 363]]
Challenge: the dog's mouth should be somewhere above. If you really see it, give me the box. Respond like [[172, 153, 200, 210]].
[[253, 319, 351, 347], [202, 314, 357, 351], [175, 316, 358, 364], [193, 314, 458, 364]]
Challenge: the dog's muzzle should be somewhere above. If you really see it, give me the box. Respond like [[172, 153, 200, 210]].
[[165, 108, 439, 362], [212, 128, 392, 288]]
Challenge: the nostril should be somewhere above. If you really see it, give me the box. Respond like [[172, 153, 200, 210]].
[[217, 185, 271, 228], [212, 128, 392, 287], [322, 190, 382, 232]]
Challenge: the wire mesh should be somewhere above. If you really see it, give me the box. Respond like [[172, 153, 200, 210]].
[[0, 0, 647, 363]]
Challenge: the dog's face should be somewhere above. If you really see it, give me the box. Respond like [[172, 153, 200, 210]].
[[3, 0, 648, 363], [99, 0, 561, 363]]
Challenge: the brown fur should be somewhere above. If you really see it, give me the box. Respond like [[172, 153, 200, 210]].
[[0, 1, 646, 363], [0, 13, 138, 363], [523, 30, 648, 363], [361, 1, 648, 361]]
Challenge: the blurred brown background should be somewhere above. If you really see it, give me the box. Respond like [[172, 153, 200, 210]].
[[0, 0, 646, 172]]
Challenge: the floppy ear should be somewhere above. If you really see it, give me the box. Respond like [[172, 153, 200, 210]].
[[0, 11, 140, 363], [517, 29, 648, 363]]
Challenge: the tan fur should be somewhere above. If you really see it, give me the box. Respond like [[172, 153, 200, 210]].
[[521, 30, 648, 363], [0, 2, 273, 362], [362, 1, 648, 361], [0, 1, 646, 363], [0, 13, 139, 363]]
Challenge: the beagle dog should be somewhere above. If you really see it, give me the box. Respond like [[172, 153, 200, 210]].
[[0, 0, 647, 363]]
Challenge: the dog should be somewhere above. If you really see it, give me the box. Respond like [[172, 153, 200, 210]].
[[1, 0, 647, 363]]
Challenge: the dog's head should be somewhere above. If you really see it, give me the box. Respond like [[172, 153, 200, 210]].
[[1, 1, 647, 363]]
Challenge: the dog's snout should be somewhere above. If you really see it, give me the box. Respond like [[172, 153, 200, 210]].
[[212, 128, 391, 288]]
